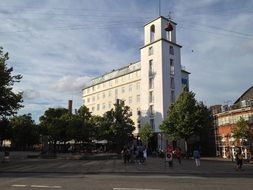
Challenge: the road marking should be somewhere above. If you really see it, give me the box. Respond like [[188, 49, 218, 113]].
[[11, 185, 27, 187], [30, 185, 62, 188], [11, 184, 62, 189], [113, 188, 164, 190]]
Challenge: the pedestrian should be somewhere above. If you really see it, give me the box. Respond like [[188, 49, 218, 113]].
[[235, 149, 243, 171], [193, 149, 200, 167], [175, 147, 182, 164], [143, 145, 147, 161], [121, 146, 130, 164]]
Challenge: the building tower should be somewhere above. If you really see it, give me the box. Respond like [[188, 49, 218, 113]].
[[140, 16, 186, 150]]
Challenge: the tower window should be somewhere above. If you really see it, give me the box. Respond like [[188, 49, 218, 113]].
[[149, 78, 154, 89], [171, 90, 175, 103], [148, 46, 153, 55], [150, 25, 155, 42], [170, 77, 175, 89], [169, 46, 174, 55], [170, 59, 175, 75], [149, 91, 154, 103], [149, 60, 154, 75]]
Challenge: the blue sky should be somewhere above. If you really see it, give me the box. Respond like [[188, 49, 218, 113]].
[[1, 0, 253, 122]]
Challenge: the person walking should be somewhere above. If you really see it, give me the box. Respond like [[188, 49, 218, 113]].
[[193, 149, 200, 167], [121, 146, 130, 164], [235, 149, 243, 171], [175, 147, 182, 164]]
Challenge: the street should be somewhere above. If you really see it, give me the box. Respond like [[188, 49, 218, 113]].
[[1, 153, 253, 190], [0, 173, 253, 190]]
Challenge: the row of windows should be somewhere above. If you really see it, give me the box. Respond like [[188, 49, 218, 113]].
[[90, 95, 141, 112], [85, 71, 141, 94], [85, 82, 141, 103], [148, 59, 174, 76], [148, 45, 174, 56], [217, 113, 253, 126]]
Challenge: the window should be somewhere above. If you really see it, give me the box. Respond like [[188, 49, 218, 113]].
[[149, 91, 154, 103], [170, 77, 175, 89], [150, 105, 154, 115], [108, 90, 111, 97], [169, 46, 174, 55], [150, 25, 155, 42], [102, 103, 105, 110], [171, 90, 175, 103], [148, 46, 153, 55], [87, 98, 90, 103], [136, 82, 140, 90], [92, 96, 95, 102], [149, 78, 154, 89], [87, 88, 90, 93], [97, 94, 100, 100], [149, 60, 154, 75], [137, 95, 140, 102], [92, 107, 95, 112], [170, 59, 174, 75], [103, 92, 105, 98], [129, 84, 132, 92], [115, 89, 118, 98], [115, 78, 118, 84], [97, 104, 100, 111], [97, 84, 100, 89], [92, 86, 95, 92], [122, 86, 125, 93], [129, 96, 132, 104], [108, 101, 112, 109]]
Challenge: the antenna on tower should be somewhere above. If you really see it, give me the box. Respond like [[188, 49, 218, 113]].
[[159, 0, 161, 16], [168, 11, 172, 20]]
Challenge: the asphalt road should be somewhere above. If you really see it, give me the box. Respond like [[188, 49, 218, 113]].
[[0, 173, 253, 190]]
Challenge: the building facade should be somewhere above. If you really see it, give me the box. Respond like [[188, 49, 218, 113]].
[[211, 86, 253, 159], [82, 16, 189, 150]]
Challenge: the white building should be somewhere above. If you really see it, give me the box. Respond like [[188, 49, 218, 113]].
[[82, 16, 189, 150]]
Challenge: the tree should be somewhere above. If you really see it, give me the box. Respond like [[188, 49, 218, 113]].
[[0, 47, 23, 118], [160, 89, 213, 155], [112, 101, 135, 151], [0, 118, 12, 146], [139, 123, 153, 145], [98, 101, 135, 152], [39, 108, 69, 152], [10, 114, 39, 150], [232, 117, 250, 145]]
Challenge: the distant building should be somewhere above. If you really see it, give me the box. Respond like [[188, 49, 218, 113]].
[[211, 86, 253, 159], [82, 16, 190, 150]]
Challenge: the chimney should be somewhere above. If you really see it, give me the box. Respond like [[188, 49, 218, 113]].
[[68, 100, 73, 114]]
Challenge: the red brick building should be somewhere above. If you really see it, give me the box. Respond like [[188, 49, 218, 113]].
[[211, 86, 253, 159]]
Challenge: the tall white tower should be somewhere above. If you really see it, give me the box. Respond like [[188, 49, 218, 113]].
[[140, 16, 183, 149]]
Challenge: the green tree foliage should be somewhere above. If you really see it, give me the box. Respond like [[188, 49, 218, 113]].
[[112, 101, 135, 150], [139, 123, 153, 145], [232, 117, 250, 140], [10, 114, 39, 150], [98, 101, 135, 151], [160, 89, 213, 154], [71, 106, 94, 144], [39, 108, 70, 152], [0, 47, 23, 118]]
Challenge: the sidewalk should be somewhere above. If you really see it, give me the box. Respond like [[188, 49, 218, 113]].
[[0, 152, 253, 176]]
